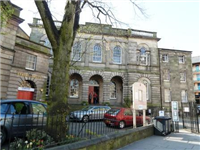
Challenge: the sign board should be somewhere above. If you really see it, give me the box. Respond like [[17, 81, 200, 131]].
[[159, 110, 165, 117], [18, 87, 35, 92], [132, 82, 147, 110], [184, 107, 190, 112], [171, 101, 179, 122]]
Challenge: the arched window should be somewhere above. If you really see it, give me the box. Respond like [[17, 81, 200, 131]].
[[137, 46, 150, 66], [72, 42, 82, 61], [138, 78, 151, 101], [70, 79, 79, 98], [93, 44, 102, 62], [113, 46, 122, 64], [110, 82, 116, 99]]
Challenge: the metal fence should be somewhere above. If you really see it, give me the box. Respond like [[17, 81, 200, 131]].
[[1, 110, 136, 150]]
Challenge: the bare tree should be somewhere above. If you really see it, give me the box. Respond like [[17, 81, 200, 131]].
[[34, 0, 144, 140]]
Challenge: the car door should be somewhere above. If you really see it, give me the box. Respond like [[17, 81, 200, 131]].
[[124, 109, 133, 126], [9, 102, 32, 137], [30, 102, 47, 129], [90, 107, 100, 120]]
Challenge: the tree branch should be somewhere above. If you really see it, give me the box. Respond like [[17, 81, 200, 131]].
[[34, 0, 59, 49]]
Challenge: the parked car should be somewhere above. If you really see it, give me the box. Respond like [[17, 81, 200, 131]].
[[103, 108, 151, 129], [70, 106, 111, 122], [0, 99, 47, 144]]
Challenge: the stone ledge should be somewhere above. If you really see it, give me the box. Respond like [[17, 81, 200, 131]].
[[47, 125, 153, 150]]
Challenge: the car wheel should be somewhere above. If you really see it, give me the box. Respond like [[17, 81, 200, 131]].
[[119, 121, 125, 129], [0, 128, 6, 145], [82, 115, 89, 122]]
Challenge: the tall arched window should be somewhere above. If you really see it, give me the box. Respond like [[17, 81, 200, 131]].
[[93, 44, 102, 62], [110, 82, 116, 99], [70, 79, 79, 97], [72, 42, 82, 61], [113, 46, 122, 64]]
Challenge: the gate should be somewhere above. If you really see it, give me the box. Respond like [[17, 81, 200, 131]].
[[180, 101, 199, 133]]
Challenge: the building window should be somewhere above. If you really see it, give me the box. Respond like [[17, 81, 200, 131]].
[[25, 54, 37, 70], [93, 44, 102, 62], [181, 90, 187, 103], [72, 42, 82, 61], [46, 75, 50, 96], [162, 54, 168, 62], [137, 47, 150, 66], [197, 74, 200, 81], [178, 56, 185, 64], [198, 83, 200, 90], [110, 82, 116, 99], [196, 65, 199, 72], [70, 79, 79, 98], [163, 69, 170, 81], [164, 89, 171, 102], [180, 72, 186, 82], [113, 46, 122, 64]]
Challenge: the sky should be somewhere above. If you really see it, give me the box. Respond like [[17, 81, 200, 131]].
[[11, 0, 200, 57]]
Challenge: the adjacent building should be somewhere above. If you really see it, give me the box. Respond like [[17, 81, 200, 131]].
[[192, 56, 200, 104], [29, 18, 195, 114], [0, 2, 51, 101]]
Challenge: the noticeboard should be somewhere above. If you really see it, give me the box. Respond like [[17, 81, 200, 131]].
[[171, 101, 179, 122]]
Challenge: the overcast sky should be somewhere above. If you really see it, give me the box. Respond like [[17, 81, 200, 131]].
[[11, 0, 200, 57]]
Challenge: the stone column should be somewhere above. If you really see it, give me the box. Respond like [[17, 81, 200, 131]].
[[103, 81, 110, 104], [82, 80, 89, 102]]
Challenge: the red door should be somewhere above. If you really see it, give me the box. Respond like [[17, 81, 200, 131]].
[[88, 86, 94, 104], [17, 87, 34, 100]]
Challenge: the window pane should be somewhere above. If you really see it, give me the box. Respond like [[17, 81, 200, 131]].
[[110, 82, 116, 99], [164, 89, 171, 102], [26, 55, 36, 70], [113, 46, 121, 64], [180, 73, 186, 81], [70, 79, 79, 97], [32, 103, 46, 115], [93, 44, 102, 62]]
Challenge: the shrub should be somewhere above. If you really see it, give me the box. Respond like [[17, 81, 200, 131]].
[[81, 101, 88, 106], [103, 102, 110, 106], [123, 97, 132, 108]]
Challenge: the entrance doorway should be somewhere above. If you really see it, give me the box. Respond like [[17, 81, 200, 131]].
[[88, 80, 99, 104]]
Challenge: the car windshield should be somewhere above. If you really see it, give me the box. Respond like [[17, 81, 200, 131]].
[[82, 106, 93, 111], [1, 103, 9, 114], [106, 108, 120, 115]]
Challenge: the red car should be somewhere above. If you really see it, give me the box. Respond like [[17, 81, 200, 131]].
[[104, 108, 151, 129]]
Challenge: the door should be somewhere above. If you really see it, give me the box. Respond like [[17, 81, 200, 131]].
[[124, 109, 133, 126], [9, 102, 32, 137], [17, 87, 35, 100], [88, 86, 94, 104]]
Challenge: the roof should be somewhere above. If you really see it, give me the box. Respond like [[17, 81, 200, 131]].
[[0, 99, 45, 104]]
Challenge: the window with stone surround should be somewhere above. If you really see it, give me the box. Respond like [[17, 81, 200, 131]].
[[180, 72, 186, 82], [162, 54, 168, 62], [70, 79, 79, 98], [178, 56, 185, 64], [110, 82, 116, 99], [72, 42, 82, 61], [93, 44, 102, 62], [137, 47, 150, 66], [25, 54, 37, 70], [164, 89, 171, 102], [181, 90, 187, 103], [113, 46, 122, 64], [163, 69, 170, 81]]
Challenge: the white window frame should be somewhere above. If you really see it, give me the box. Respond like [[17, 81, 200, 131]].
[[164, 89, 171, 102], [137, 47, 150, 66], [72, 42, 82, 61], [162, 54, 168, 62], [163, 69, 170, 81], [25, 54, 37, 70], [93, 44, 102, 62], [181, 90, 188, 103], [178, 56, 185, 64], [113, 46, 122, 64]]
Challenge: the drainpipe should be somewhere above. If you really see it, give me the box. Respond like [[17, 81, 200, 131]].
[[158, 48, 163, 110]]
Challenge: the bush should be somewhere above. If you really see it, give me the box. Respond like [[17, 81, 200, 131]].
[[103, 102, 110, 106], [81, 101, 88, 106]]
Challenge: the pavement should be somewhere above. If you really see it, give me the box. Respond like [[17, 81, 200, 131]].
[[118, 129, 200, 150]]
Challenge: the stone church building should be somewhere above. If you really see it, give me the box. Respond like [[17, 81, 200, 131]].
[[29, 18, 194, 112]]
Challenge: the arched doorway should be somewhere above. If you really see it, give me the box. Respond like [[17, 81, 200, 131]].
[[17, 80, 36, 100], [110, 76, 123, 104], [88, 75, 103, 104]]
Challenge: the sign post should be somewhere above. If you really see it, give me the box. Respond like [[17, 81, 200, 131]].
[[132, 82, 147, 128]]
